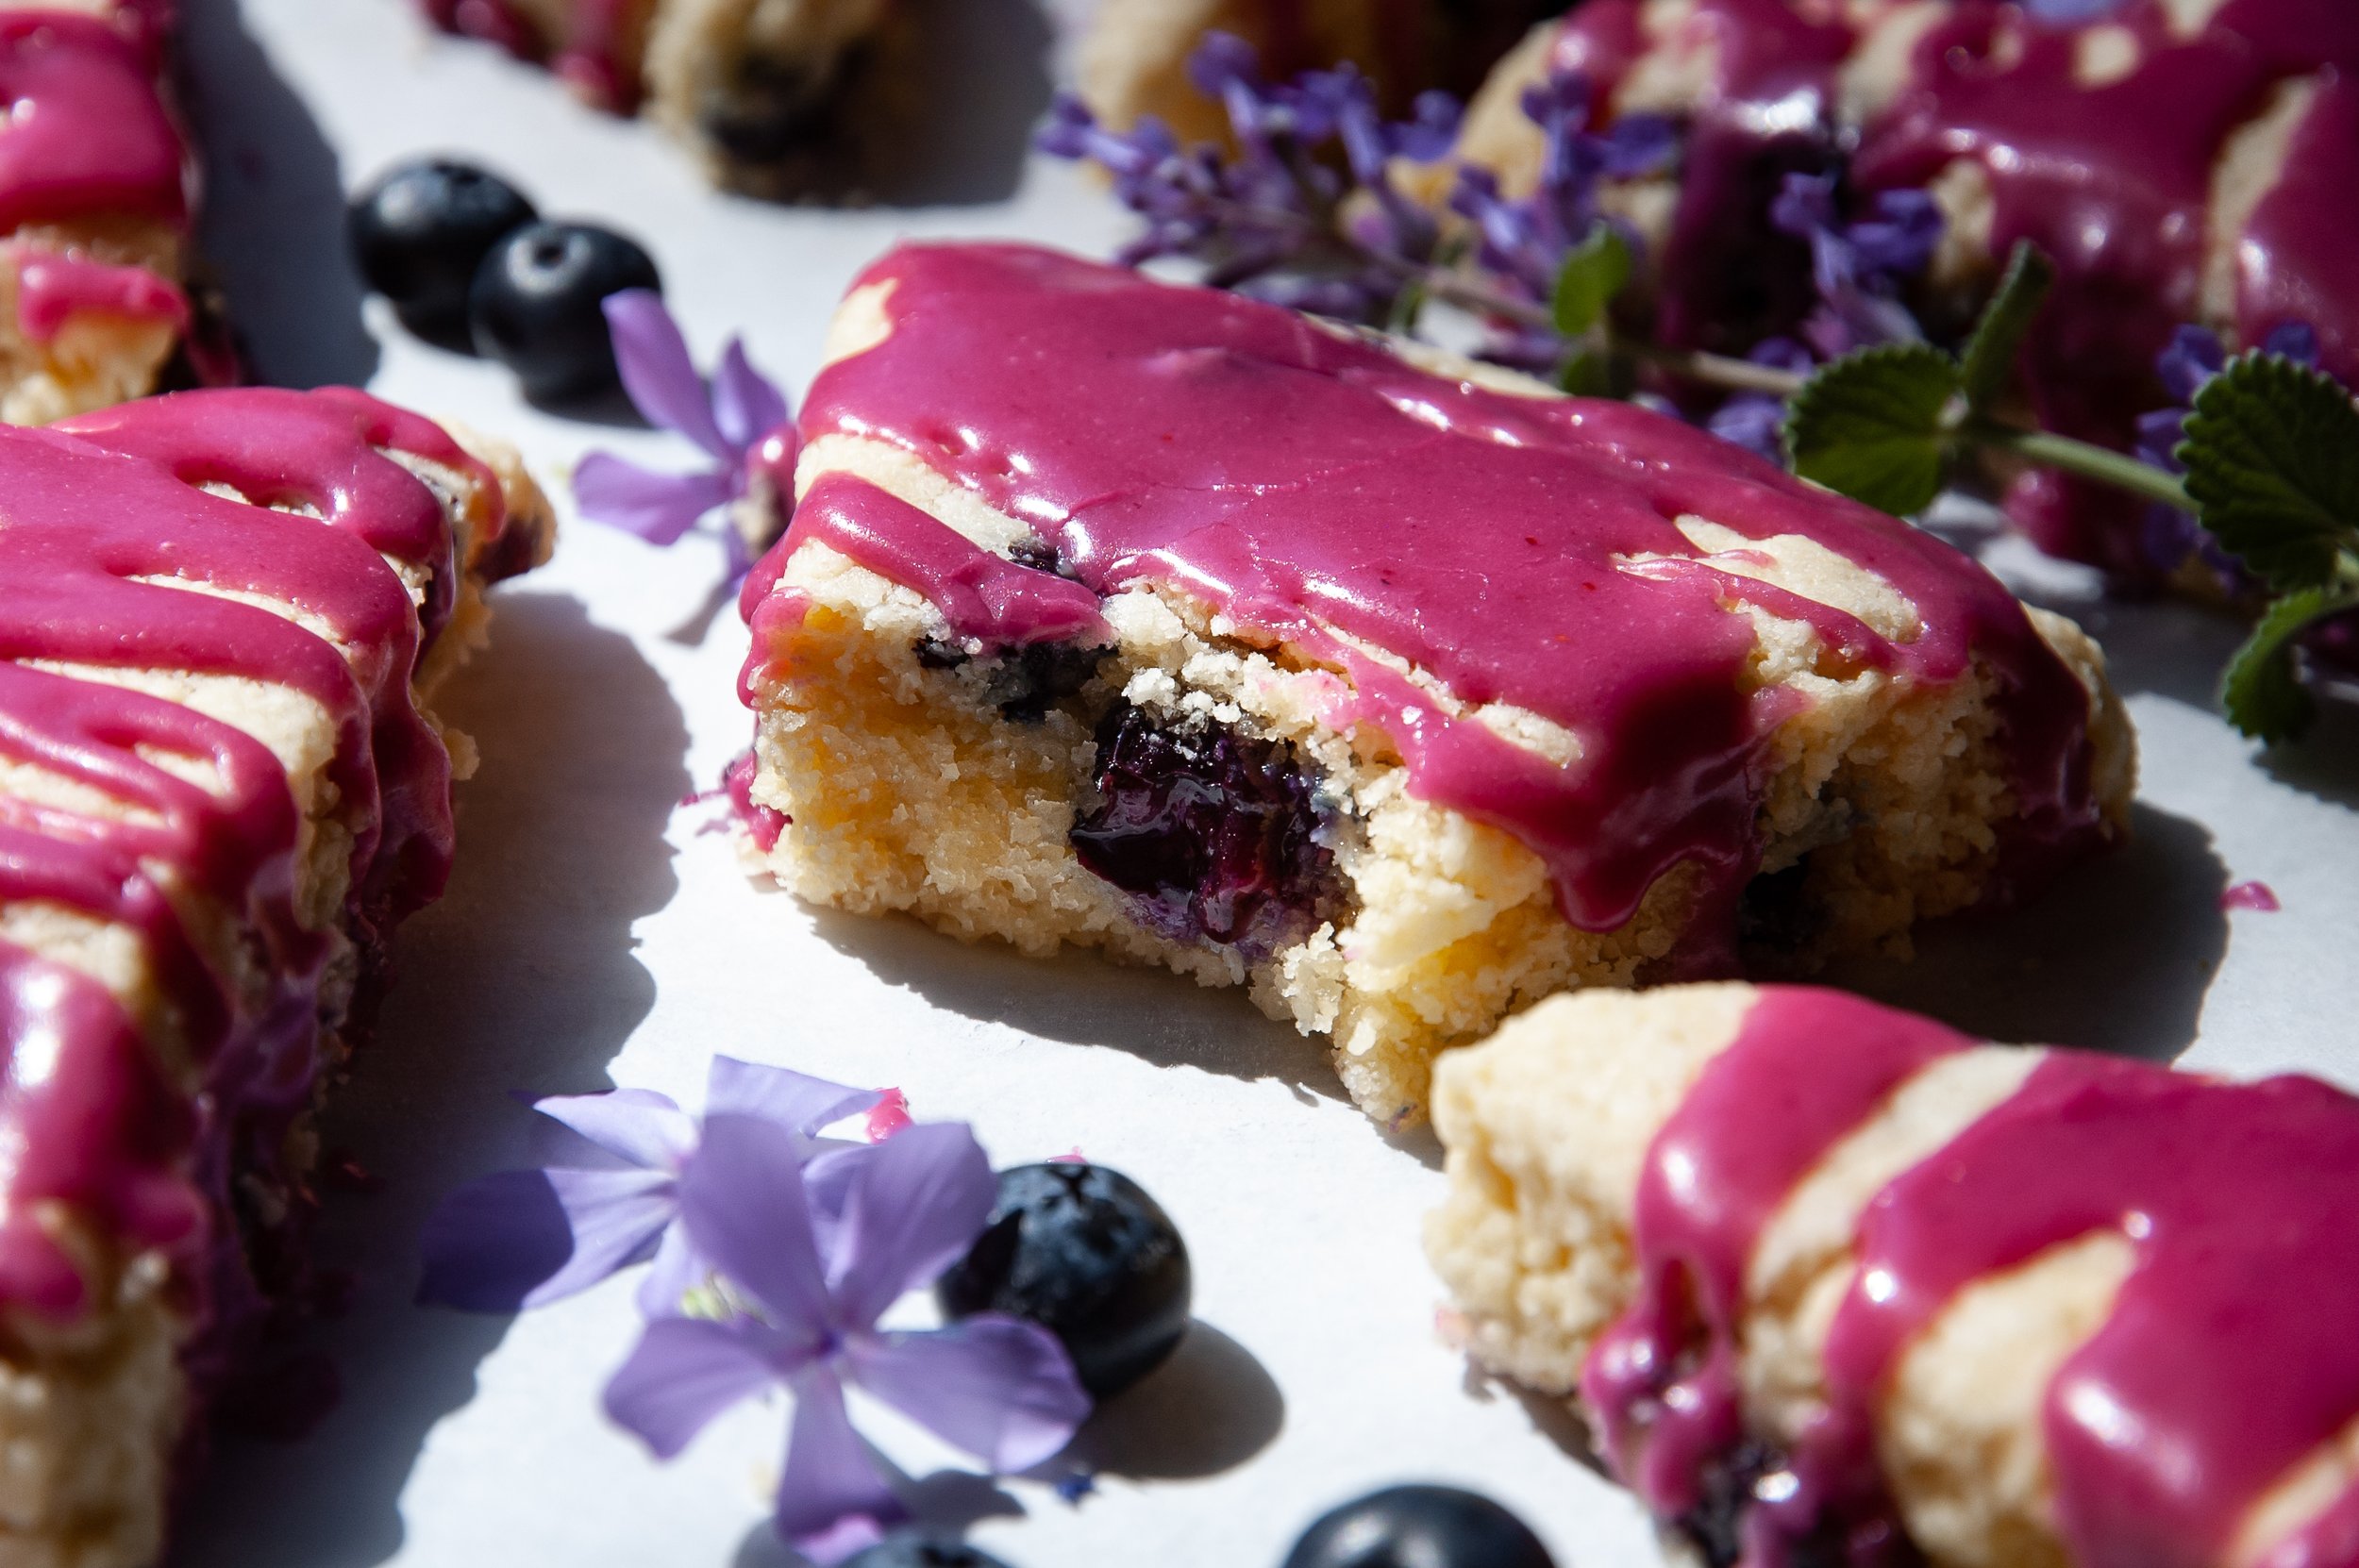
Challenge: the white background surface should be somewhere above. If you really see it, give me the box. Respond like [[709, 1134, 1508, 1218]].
[[160, 3, 2359, 1564]]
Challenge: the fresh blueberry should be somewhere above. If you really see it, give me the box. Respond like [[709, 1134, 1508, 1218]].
[[468, 220, 661, 401], [1281, 1486, 1556, 1568], [347, 159, 537, 341], [841, 1541, 1014, 1568], [934, 1162, 1190, 1400]]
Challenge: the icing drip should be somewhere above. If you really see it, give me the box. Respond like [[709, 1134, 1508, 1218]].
[[1598, 986, 2359, 1568], [9, 245, 187, 342], [0, 11, 186, 233], [1549, 0, 2359, 574], [771, 243, 2103, 945], [0, 388, 512, 1343]]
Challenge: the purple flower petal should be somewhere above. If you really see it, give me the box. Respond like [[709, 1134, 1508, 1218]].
[[604, 290, 731, 459], [678, 1112, 833, 1337], [1707, 393, 1789, 460], [2157, 325, 2227, 402], [705, 1057, 878, 1138], [573, 452, 735, 545], [825, 1121, 996, 1329], [776, 1366, 909, 1558], [418, 1166, 675, 1311], [603, 1313, 779, 1459], [711, 338, 790, 453], [635, 1221, 702, 1318], [848, 1316, 1091, 1473], [532, 1087, 696, 1171], [2265, 320, 2321, 365]]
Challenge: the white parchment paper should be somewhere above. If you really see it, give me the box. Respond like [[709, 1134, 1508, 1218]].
[[161, 4, 2359, 1564]]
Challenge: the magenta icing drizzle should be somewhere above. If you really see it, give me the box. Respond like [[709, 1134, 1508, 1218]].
[[417, 0, 642, 110], [9, 244, 187, 342], [763, 243, 2104, 942], [0, 387, 527, 1348], [1596, 985, 2359, 1567]]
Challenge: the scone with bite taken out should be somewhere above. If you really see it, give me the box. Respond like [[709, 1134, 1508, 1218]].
[[733, 242, 2133, 1126]]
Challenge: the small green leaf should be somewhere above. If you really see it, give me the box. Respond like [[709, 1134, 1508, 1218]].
[[1782, 342, 1961, 516], [1551, 225, 1633, 338], [1958, 242, 2055, 413], [2180, 353, 2359, 594], [2221, 584, 2356, 742], [1558, 349, 1613, 397]]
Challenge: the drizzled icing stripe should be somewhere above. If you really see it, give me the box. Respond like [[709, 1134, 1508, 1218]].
[[1594, 987, 2359, 1568], [0, 388, 522, 1337], [771, 243, 2105, 951]]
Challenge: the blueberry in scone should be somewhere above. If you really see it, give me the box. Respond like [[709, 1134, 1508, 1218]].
[[1428, 982, 2359, 1568], [0, 386, 552, 1568], [733, 242, 2133, 1126]]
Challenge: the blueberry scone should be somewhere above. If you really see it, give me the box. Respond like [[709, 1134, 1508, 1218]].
[[1433, 0, 2359, 575], [1079, 0, 1563, 148], [0, 2, 220, 425], [0, 386, 551, 1567], [1429, 982, 2359, 1568], [417, 0, 903, 195], [733, 242, 2133, 1125]]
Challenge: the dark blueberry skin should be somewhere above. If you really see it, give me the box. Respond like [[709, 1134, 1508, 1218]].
[[1282, 1486, 1556, 1568], [934, 1162, 1190, 1400], [842, 1541, 1014, 1568], [468, 221, 661, 402], [347, 159, 537, 342], [1071, 701, 1341, 958]]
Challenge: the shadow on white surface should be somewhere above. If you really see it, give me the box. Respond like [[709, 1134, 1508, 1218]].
[[1063, 1321, 1285, 1480], [807, 908, 1349, 1106], [1828, 801, 2228, 1059], [180, 0, 380, 389], [168, 593, 691, 1567]]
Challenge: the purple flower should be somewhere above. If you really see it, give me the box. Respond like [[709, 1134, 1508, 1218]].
[[1770, 173, 1940, 359], [417, 1058, 877, 1316], [1705, 338, 1815, 459], [573, 290, 795, 580], [602, 1115, 1091, 1561]]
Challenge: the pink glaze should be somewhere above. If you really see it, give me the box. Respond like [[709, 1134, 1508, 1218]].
[[0, 12, 186, 233], [8, 245, 187, 342], [418, 0, 642, 111], [2222, 879, 2282, 911], [1594, 986, 2359, 1568], [864, 1088, 912, 1142], [722, 750, 785, 853], [785, 473, 1112, 652], [1548, 0, 2359, 575], [0, 387, 522, 1351], [767, 244, 2105, 947]]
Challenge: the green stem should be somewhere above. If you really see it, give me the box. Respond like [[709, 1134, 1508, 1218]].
[[1968, 422, 2193, 513]]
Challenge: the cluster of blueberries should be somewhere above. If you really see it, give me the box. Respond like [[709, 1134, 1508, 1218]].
[[920, 1163, 1557, 1568], [347, 158, 660, 403]]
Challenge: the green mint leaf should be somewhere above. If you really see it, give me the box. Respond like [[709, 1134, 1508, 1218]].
[[1782, 342, 1961, 516], [2221, 584, 2355, 742], [1386, 274, 1429, 336], [1551, 225, 1632, 338], [2180, 353, 2359, 594], [1958, 242, 2055, 414]]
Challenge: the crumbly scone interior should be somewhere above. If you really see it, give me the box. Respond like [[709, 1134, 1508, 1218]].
[[1423, 984, 2359, 1568], [741, 285, 2132, 1126], [0, 425, 549, 1568]]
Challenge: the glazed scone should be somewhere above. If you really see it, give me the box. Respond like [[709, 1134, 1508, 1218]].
[[0, 386, 552, 1568], [1428, 983, 2359, 1568], [1429, 0, 2359, 575], [1079, 0, 1563, 146], [417, 0, 904, 195], [734, 242, 2133, 1126], [0, 2, 218, 424]]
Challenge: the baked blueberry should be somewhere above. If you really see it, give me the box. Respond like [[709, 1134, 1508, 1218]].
[[468, 221, 661, 402], [347, 159, 537, 341], [1282, 1486, 1556, 1568], [934, 1162, 1190, 1399], [842, 1541, 1013, 1568]]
